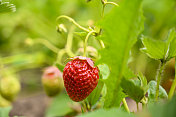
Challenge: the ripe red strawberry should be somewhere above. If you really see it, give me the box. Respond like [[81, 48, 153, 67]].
[[63, 56, 99, 102]]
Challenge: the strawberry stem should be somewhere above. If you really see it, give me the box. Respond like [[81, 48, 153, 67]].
[[56, 49, 66, 64], [155, 61, 166, 102], [105, 2, 119, 7], [56, 26, 75, 63], [83, 30, 95, 57], [168, 57, 176, 100], [99, 40, 105, 49], [122, 98, 130, 113], [136, 102, 139, 111], [35, 38, 59, 53], [65, 26, 75, 57], [57, 15, 90, 33], [25, 38, 60, 53], [101, 0, 119, 18]]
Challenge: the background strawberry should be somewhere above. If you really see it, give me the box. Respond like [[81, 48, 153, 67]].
[[63, 56, 99, 102], [42, 66, 63, 97], [0, 76, 21, 101]]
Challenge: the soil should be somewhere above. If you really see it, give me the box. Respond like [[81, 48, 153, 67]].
[[9, 93, 50, 117]]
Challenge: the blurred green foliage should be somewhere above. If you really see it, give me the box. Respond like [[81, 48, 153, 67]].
[[131, 0, 176, 81]]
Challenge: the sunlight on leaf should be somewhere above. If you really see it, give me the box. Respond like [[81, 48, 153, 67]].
[[148, 80, 168, 103], [97, 0, 144, 108], [141, 28, 176, 61], [0, 2, 16, 14]]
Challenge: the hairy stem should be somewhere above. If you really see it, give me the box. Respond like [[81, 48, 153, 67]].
[[65, 26, 75, 57], [56, 49, 66, 63], [101, 0, 119, 18], [155, 61, 166, 101], [35, 39, 59, 53], [136, 102, 139, 111], [99, 40, 105, 48], [168, 57, 176, 99], [83, 31, 95, 57], [122, 98, 130, 113], [105, 2, 119, 7], [57, 15, 90, 32]]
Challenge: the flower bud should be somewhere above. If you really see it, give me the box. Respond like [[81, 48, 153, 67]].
[[0, 76, 21, 101], [56, 24, 67, 34], [42, 66, 64, 97]]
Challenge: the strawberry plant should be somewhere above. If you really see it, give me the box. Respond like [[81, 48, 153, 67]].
[[0, 0, 176, 117], [43, 0, 176, 116]]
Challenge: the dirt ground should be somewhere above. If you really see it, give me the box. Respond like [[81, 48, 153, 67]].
[[9, 93, 50, 117]]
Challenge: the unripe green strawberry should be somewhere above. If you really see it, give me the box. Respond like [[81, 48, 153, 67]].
[[0, 76, 21, 101], [63, 56, 99, 102], [42, 66, 63, 97], [0, 94, 11, 107]]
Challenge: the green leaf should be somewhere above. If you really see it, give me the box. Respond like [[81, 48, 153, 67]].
[[168, 38, 176, 59], [0, 2, 16, 14], [148, 80, 168, 103], [87, 64, 109, 107], [55, 63, 64, 72], [123, 66, 136, 79], [97, 0, 144, 108], [46, 93, 73, 117], [137, 72, 148, 92], [141, 28, 176, 61], [165, 28, 176, 49], [87, 80, 104, 107], [140, 36, 166, 60], [121, 72, 148, 102], [121, 78, 145, 102], [0, 106, 12, 117], [98, 64, 110, 80], [79, 108, 136, 117], [167, 28, 176, 59]]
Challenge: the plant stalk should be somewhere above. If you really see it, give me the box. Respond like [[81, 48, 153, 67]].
[[122, 98, 130, 113], [168, 57, 176, 99], [57, 15, 90, 32], [155, 61, 166, 102], [136, 102, 139, 111], [65, 26, 75, 57], [83, 30, 95, 57], [35, 39, 60, 53], [99, 40, 105, 49], [105, 2, 119, 6], [56, 49, 66, 64]]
